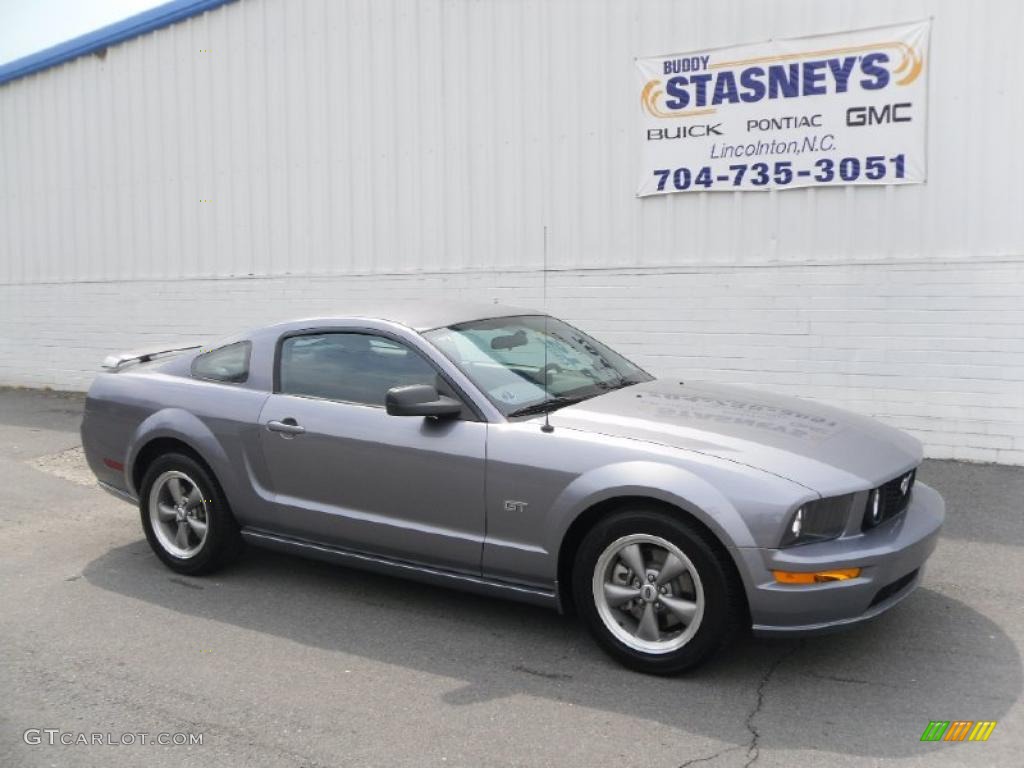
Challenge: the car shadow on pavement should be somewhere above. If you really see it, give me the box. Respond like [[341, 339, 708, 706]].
[[82, 540, 1021, 761]]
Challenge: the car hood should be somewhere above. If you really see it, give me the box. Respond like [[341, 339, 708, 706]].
[[547, 379, 922, 494]]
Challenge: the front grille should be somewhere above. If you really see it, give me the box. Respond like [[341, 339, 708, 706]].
[[862, 468, 916, 531], [869, 569, 919, 607]]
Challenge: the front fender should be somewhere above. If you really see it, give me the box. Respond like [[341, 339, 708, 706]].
[[545, 460, 757, 555]]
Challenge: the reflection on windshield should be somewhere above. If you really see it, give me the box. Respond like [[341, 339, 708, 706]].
[[424, 315, 652, 416]]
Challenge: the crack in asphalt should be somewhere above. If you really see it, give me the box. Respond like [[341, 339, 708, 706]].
[[807, 670, 871, 685], [168, 576, 205, 590], [805, 669, 899, 688], [677, 643, 802, 768], [511, 664, 573, 681], [678, 744, 742, 767], [743, 643, 802, 768]]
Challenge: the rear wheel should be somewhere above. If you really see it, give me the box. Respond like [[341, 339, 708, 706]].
[[139, 452, 241, 575], [572, 507, 742, 674]]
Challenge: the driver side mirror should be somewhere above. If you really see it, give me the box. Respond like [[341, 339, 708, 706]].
[[385, 384, 462, 418]]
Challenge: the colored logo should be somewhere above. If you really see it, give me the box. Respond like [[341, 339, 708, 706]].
[[642, 38, 924, 119], [920, 721, 997, 742]]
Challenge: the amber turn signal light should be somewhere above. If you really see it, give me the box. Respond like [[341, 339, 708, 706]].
[[773, 568, 861, 584]]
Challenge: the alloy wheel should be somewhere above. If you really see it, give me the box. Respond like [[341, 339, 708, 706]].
[[148, 470, 209, 559], [592, 533, 705, 654]]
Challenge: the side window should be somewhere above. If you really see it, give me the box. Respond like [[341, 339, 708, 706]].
[[191, 341, 251, 383], [279, 333, 442, 407]]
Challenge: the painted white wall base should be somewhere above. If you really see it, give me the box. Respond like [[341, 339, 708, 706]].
[[3, 258, 1021, 465]]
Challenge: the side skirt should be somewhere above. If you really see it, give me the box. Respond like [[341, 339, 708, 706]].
[[241, 528, 561, 611]]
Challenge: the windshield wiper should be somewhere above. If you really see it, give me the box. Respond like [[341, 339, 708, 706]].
[[508, 395, 590, 418], [588, 375, 644, 393]]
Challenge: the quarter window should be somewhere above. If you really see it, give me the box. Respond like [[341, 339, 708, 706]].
[[279, 333, 442, 407], [191, 341, 251, 383]]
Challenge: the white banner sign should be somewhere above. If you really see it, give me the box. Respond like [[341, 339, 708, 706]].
[[636, 21, 930, 196]]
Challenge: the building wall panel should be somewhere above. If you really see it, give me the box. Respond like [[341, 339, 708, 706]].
[[4, 0, 1023, 281]]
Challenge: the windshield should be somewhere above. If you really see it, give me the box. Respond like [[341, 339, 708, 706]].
[[423, 315, 652, 416]]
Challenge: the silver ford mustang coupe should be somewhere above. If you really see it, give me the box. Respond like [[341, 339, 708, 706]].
[[82, 303, 943, 674]]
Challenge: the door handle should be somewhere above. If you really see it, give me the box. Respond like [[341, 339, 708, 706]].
[[267, 419, 306, 436]]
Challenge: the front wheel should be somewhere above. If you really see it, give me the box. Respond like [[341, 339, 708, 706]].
[[572, 508, 742, 674]]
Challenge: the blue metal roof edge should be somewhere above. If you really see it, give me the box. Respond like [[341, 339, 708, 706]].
[[0, 0, 237, 87]]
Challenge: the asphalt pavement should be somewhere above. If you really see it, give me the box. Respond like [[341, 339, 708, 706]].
[[0, 387, 1021, 767]]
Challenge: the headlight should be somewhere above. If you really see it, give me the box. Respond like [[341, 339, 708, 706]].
[[780, 495, 853, 547], [861, 469, 916, 531]]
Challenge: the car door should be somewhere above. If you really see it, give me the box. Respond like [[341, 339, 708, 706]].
[[257, 330, 487, 573]]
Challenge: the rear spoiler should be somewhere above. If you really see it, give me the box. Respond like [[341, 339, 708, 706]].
[[101, 342, 204, 372]]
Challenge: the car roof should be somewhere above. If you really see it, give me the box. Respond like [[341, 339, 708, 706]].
[[262, 301, 543, 333]]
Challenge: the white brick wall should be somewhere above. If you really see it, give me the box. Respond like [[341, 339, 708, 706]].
[[2, 257, 1022, 465]]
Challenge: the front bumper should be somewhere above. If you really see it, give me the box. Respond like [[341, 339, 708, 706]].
[[738, 481, 944, 637]]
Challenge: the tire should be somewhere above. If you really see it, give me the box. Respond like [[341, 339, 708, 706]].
[[572, 506, 743, 675], [138, 452, 242, 576]]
